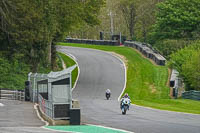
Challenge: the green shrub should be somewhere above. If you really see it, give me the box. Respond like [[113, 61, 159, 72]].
[[168, 41, 200, 90]]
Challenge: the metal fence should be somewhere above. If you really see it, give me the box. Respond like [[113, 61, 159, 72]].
[[38, 94, 70, 120], [0, 89, 24, 101], [182, 90, 200, 100], [38, 94, 53, 118], [28, 66, 76, 120], [28, 73, 48, 102]]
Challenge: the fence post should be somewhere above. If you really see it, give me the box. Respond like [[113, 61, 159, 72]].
[[20, 91, 21, 101]]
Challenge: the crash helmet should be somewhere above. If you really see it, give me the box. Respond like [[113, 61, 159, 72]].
[[124, 93, 128, 98]]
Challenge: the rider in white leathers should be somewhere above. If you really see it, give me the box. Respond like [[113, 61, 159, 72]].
[[106, 89, 111, 94], [105, 89, 111, 99], [120, 93, 131, 109]]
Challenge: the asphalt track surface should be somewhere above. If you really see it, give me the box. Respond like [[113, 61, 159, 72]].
[[57, 46, 200, 133], [0, 100, 67, 133]]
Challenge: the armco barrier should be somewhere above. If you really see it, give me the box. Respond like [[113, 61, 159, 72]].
[[65, 38, 119, 46], [124, 41, 166, 66], [65, 38, 166, 66], [182, 90, 200, 100]]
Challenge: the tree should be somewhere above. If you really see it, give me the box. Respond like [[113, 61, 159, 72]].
[[119, 0, 137, 39], [153, 0, 200, 40], [182, 51, 200, 90], [0, 0, 105, 72], [168, 41, 200, 90]]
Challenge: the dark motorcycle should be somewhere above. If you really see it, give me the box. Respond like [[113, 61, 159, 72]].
[[105, 92, 111, 100]]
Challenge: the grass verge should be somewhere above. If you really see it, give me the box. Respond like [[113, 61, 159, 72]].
[[58, 42, 200, 114], [58, 52, 78, 88]]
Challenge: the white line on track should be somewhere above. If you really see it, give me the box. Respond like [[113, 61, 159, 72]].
[[57, 47, 80, 92], [34, 104, 49, 126], [0, 103, 4, 106], [107, 52, 127, 101]]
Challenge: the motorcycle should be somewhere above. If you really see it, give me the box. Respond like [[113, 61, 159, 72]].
[[105, 92, 111, 100], [120, 98, 130, 115]]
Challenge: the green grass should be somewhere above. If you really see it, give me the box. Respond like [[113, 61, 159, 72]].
[[58, 42, 200, 114], [58, 52, 78, 88]]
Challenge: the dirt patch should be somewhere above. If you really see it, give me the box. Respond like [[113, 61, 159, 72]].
[[150, 85, 157, 94], [167, 68, 172, 87], [109, 52, 128, 69], [144, 82, 157, 94]]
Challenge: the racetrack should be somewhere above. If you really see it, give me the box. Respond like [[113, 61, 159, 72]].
[[57, 46, 200, 133], [0, 100, 67, 133]]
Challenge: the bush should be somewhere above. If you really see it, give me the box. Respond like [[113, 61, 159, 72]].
[[153, 39, 191, 58], [0, 57, 30, 90], [168, 41, 200, 90]]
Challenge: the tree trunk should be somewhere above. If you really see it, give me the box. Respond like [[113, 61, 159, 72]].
[[48, 42, 51, 64], [51, 41, 57, 70]]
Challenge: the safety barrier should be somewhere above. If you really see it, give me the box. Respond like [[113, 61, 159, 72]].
[[0, 89, 24, 101], [38, 94, 70, 120], [65, 38, 166, 66], [182, 90, 200, 100], [65, 38, 119, 46], [124, 41, 166, 66]]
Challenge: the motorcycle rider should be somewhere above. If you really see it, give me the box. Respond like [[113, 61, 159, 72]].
[[120, 93, 131, 110], [122, 93, 130, 99], [105, 89, 111, 99]]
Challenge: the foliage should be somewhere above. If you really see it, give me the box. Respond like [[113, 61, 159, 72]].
[[168, 41, 200, 90], [153, 39, 191, 58], [0, 0, 105, 72], [118, 0, 137, 39], [182, 51, 200, 90], [0, 0, 104, 89], [0, 56, 30, 90], [153, 0, 200, 40]]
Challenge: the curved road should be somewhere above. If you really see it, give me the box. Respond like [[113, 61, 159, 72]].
[[57, 46, 200, 133]]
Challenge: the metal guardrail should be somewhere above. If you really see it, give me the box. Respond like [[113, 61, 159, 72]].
[[38, 94, 53, 118], [182, 90, 200, 100], [124, 41, 166, 66], [38, 94, 70, 120], [65, 38, 119, 46], [0, 89, 24, 101]]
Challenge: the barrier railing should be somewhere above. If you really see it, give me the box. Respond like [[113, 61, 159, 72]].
[[38, 94, 53, 118], [182, 90, 200, 100], [0, 89, 24, 101], [38, 94, 70, 120]]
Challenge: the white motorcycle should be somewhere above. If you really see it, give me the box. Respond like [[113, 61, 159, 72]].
[[120, 98, 131, 115]]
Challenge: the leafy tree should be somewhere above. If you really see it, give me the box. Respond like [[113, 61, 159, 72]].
[[153, 0, 200, 40], [153, 39, 190, 58], [119, 0, 138, 39], [182, 51, 200, 90], [0, 0, 105, 72], [168, 41, 200, 90]]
